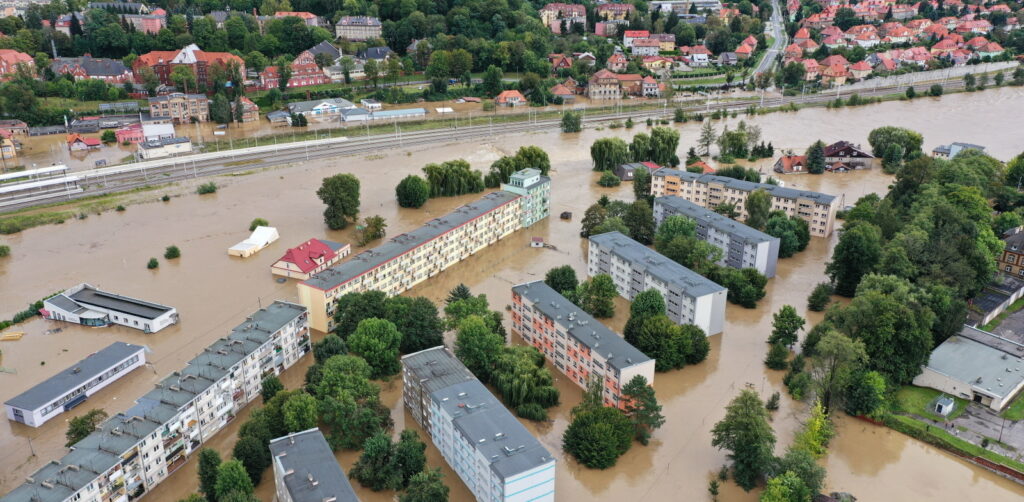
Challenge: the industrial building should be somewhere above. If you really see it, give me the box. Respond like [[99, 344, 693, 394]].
[[43, 283, 178, 333], [401, 347, 555, 502], [298, 170, 551, 332], [588, 231, 727, 335], [654, 195, 781, 278], [913, 325, 1024, 411], [4, 342, 146, 427], [510, 281, 655, 408], [0, 301, 309, 502], [270, 428, 360, 502]]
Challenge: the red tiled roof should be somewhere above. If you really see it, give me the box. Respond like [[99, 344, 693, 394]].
[[624, 30, 650, 37], [276, 238, 338, 274], [850, 61, 872, 71], [495, 90, 527, 103], [550, 83, 573, 96]]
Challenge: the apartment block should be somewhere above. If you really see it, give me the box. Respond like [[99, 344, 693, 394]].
[[499, 168, 551, 228], [654, 195, 780, 278], [5, 342, 146, 427], [401, 347, 555, 502], [270, 428, 359, 502], [588, 231, 727, 335], [510, 281, 655, 409], [649, 168, 839, 237], [147, 93, 210, 124], [298, 170, 551, 332], [334, 16, 382, 40], [0, 302, 310, 502]]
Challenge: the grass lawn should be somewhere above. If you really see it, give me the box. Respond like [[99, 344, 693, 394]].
[[896, 385, 968, 421], [1001, 393, 1024, 421], [891, 415, 1024, 472], [981, 296, 1024, 331]]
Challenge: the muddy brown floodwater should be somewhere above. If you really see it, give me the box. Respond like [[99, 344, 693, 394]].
[[2, 87, 1024, 501]]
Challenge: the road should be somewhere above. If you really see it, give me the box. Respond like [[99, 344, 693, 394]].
[[754, 0, 787, 76]]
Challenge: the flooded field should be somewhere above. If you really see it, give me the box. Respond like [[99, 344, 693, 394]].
[[2, 86, 1024, 501]]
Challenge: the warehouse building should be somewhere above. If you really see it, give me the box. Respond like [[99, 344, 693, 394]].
[[43, 283, 178, 333]]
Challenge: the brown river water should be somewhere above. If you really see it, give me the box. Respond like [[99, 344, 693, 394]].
[[2, 87, 1023, 501]]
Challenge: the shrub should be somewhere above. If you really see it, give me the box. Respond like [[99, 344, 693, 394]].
[[625, 117, 634, 128], [161, 194, 170, 202], [115, 205, 125, 212], [516, 403, 548, 421], [561, 111, 582, 133], [765, 342, 789, 370], [929, 84, 943, 97], [0, 245, 9, 257], [597, 171, 621, 187], [807, 282, 833, 311], [147, 258, 159, 269], [101, 130, 117, 143], [249, 218, 269, 231], [786, 372, 812, 400], [766, 391, 781, 411], [164, 246, 181, 259], [197, 182, 217, 194]]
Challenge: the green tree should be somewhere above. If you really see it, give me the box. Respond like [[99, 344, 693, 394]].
[[562, 406, 635, 469], [792, 401, 834, 458], [768, 305, 804, 347], [260, 375, 283, 403], [481, 64, 504, 97], [765, 342, 789, 370], [809, 331, 867, 415], [317, 173, 360, 230], [396, 175, 430, 208], [591, 137, 630, 171], [164, 245, 181, 259], [313, 333, 347, 363], [66, 409, 108, 447], [697, 120, 717, 155], [867, 126, 923, 161], [807, 283, 833, 312], [929, 84, 943, 96], [760, 471, 811, 502], [334, 291, 388, 337], [776, 447, 826, 495], [454, 315, 505, 382], [905, 86, 916, 99], [623, 288, 666, 345], [745, 189, 772, 230], [101, 129, 116, 143], [633, 167, 652, 201], [348, 318, 403, 379], [622, 375, 665, 445], [624, 200, 655, 244], [214, 460, 254, 500], [392, 429, 427, 487], [400, 468, 449, 502], [446, 283, 472, 304], [655, 214, 696, 249], [385, 296, 444, 354], [765, 215, 800, 258], [598, 171, 621, 187], [573, 274, 618, 318], [826, 223, 882, 296], [843, 369, 887, 417], [197, 448, 222, 502], [806, 140, 826, 174], [282, 392, 319, 432], [170, 65, 197, 92], [357, 215, 387, 246], [561, 110, 582, 132], [580, 203, 609, 237], [544, 265, 578, 295], [350, 433, 403, 490], [364, 59, 380, 87], [249, 218, 269, 231], [232, 436, 269, 484], [210, 92, 232, 123], [710, 389, 776, 491], [339, 56, 355, 84]]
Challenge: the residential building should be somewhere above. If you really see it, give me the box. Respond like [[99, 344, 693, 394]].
[[539, 3, 586, 32], [0, 49, 34, 79], [773, 155, 808, 174], [272, 238, 351, 280], [297, 170, 550, 332], [356, 47, 392, 61], [4, 342, 146, 427], [510, 281, 656, 408], [588, 69, 624, 100], [499, 168, 551, 228], [232, 97, 260, 122], [649, 169, 840, 237], [932, 142, 986, 159], [273, 11, 320, 27], [654, 195, 780, 277], [999, 227, 1024, 278], [334, 16, 382, 40], [495, 89, 527, 107], [913, 325, 1024, 411], [287, 98, 355, 117], [614, 161, 658, 181], [0, 137, 15, 160], [148, 93, 210, 123], [303, 41, 343, 66], [401, 347, 556, 502], [631, 38, 662, 56], [66, 133, 101, 151], [550, 83, 575, 103], [43, 283, 179, 333], [258, 51, 330, 90], [588, 231, 728, 335], [269, 429, 359, 502], [595, 2, 635, 20], [122, 13, 165, 34], [0, 302, 310, 502], [137, 137, 193, 160], [623, 30, 650, 47], [51, 56, 132, 83], [823, 140, 874, 169], [133, 44, 245, 89]]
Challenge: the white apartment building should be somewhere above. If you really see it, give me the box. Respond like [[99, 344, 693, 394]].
[[270, 428, 359, 502], [44, 283, 178, 333], [298, 171, 551, 332], [654, 195, 781, 278], [649, 169, 840, 237], [511, 281, 656, 409], [0, 302, 310, 502], [401, 347, 556, 502], [5, 342, 146, 427], [588, 231, 728, 336]]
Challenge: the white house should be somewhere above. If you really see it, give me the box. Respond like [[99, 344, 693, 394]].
[[287, 98, 356, 117], [137, 137, 192, 160], [43, 283, 179, 333], [229, 226, 280, 257]]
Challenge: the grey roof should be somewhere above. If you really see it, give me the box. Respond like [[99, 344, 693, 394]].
[[139, 137, 191, 149], [5, 342, 145, 411], [652, 168, 838, 205], [266, 110, 291, 121], [287, 98, 355, 114], [340, 107, 370, 118], [51, 56, 128, 77], [321, 239, 347, 252], [401, 346, 475, 396], [511, 281, 651, 371], [335, 15, 381, 26], [371, 107, 425, 118], [303, 191, 521, 291], [208, 10, 229, 23], [655, 195, 778, 246], [269, 429, 359, 502], [431, 380, 554, 480], [1003, 227, 1024, 251], [306, 40, 341, 60], [924, 326, 1024, 400], [46, 293, 87, 315], [589, 231, 727, 298], [69, 284, 173, 320], [357, 47, 392, 60]]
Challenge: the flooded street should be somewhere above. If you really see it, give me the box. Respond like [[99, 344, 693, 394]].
[[2, 87, 1024, 501]]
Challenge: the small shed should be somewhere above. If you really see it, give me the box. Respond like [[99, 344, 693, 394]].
[[531, 237, 544, 248], [934, 396, 956, 417], [229, 226, 280, 258]]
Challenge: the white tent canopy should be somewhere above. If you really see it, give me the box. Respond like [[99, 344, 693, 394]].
[[228, 226, 280, 258]]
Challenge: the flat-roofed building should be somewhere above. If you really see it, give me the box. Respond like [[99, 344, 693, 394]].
[[298, 171, 551, 332], [500, 168, 551, 228], [270, 428, 359, 502], [650, 168, 839, 237], [401, 347, 555, 502], [588, 231, 727, 335], [913, 325, 1024, 411], [654, 195, 780, 277], [43, 283, 178, 333], [4, 342, 146, 427], [511, 281, 655, 408], [0, 302, 309, 502]]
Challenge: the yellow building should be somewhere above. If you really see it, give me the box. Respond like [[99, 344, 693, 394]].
[[1, 138, 15, 160], [298, 171, 551, 332], [650, 168, 839, 237]]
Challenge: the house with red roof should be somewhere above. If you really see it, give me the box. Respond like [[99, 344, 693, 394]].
[[793, 27, 811, 44], [66, 133, 101, 151], [742, 35, 758, 48], [641, 76, 661, 97], [606, 53, 629, 72], [134, 44, 246, 90], [273, 11, 320, 27], [688, 45, 712, 66], [495, 90, 527, 107], [874, 55, 897, 72], [820, 64, 849, 86], [797, 38, 820, 51], [801, 59, 820, 80], [623, 30, 651, 47], [773, 155, 808, 174], [978, 41, 1004, 58], [271, 238, 351, 280], [631, 38, 662, 56], [964, 36, 989, 50], [550, 83, 575, 103], [784, 43, 803, 61], [820, 25, 844, 39], [922, 24, 950, 40], [258, 49, 329, 90], [854, 32, 881, 48], [688, 160, 714, 174], [823, 35, 848, 49], [539, 3, 587, 33], [849, 61, 872, 79], [735, 44, 753, 59], [0, 49, 34, 79]]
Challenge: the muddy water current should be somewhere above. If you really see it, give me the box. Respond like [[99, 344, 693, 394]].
[[2, 87, 1024, 501]]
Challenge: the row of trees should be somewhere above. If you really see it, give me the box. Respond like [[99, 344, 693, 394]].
[[562, 375, 665, 468], [623, 289, 711, 371], [590, 127, 682, 172], [396, 146, 551, 208]]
